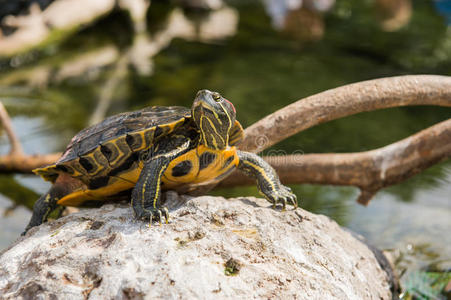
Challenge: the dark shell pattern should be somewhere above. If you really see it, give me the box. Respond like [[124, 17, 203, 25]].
[[34, 106, 192, 183]]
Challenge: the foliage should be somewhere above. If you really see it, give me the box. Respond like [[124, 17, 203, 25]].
[[401, 270, 451, 300]]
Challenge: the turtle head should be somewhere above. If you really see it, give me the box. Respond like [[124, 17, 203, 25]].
[[192, 89, 236, 150]]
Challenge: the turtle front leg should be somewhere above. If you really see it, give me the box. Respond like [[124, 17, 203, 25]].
[[237, 151, 297, 210], [132, 138, 191, 224], [131, 156, 171, 224]]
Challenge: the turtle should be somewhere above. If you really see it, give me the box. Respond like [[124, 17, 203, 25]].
[[23, 90, 297, 234]]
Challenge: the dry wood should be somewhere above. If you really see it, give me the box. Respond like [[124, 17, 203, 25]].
[[0, 153, 61, 174], [219, 118, 451, 204], [240, 75, 451, 153]]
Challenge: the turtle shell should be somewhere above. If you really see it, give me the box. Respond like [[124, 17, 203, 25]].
[[34, 106, 192, 184]]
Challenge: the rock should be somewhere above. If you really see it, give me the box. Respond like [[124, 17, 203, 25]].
[[0, 195, 393, 299]]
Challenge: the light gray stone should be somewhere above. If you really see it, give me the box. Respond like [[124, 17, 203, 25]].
[[0, 195, 392, 299]]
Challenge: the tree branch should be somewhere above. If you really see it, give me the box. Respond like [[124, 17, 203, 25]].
[[0, 153, 61, 174], [240, 75, 451, 153], [219, 118, 451, 205], [0, 101, 62, 173], [0, 102, 24, 156]]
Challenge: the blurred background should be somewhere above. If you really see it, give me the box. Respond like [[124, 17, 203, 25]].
[[0, 0, 450, 297]]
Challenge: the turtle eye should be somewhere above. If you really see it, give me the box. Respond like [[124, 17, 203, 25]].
[[212, 93, 221, 102]]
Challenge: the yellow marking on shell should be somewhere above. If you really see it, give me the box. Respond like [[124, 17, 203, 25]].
[[157, 119, 183, 140], [68, 160, 88, 178], [34, 161, 85, 183], [33, 166, 56, 182], [56, 144, 238, 207], [81, 150, 107, 176], [55, 140, 237, 207], [106, 139, 127, 166], [135, 127, 156, 151], [130, 131, 148, 151], [142, 128, 153, 144], [168, 120, 182, 132], [33, 166, 49, 174], [57, 190, 98, 206], [115, 161, 144, 182], [162, 145, 239, 188], [57, 161, 144, 206]]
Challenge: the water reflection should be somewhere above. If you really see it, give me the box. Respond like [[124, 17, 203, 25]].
[[0, 6, 238, 86], [375, 0, 412, 31], [263, 0, 334, 41], [348, 173, 451, 271], [0, 195, 30, 249]]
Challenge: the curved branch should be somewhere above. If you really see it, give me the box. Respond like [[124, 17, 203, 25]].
[[219, 118, 451, 205], [240, 75, 451, 153]]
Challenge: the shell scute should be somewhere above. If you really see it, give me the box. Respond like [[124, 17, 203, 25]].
[[34, 106, 191, 183]]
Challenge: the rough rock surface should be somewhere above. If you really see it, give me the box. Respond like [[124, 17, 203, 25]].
[[0, 195, 392, 299]]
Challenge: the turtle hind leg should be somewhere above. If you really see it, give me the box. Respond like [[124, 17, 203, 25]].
[[22, 190, 59, 235], [22, 174, 77, 235]]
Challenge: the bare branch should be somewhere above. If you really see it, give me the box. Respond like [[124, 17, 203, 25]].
[[0, 102, 62, 173], [219, 118, 451, 204], [0, 102, 24, 156], [0, 153, 61, 174], [240, 75, 451, 153]]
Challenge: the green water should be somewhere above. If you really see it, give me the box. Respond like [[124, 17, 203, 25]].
[[0, 0, 450, 296]]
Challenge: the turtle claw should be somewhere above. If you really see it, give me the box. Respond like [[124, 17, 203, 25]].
[[163, 207, 170, 224], [263, 185, 298, 210], [136, 206, 169, 225], [157, 210, 163, 226]]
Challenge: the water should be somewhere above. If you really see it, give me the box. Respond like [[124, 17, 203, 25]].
[[0, 0, 450, 296]]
